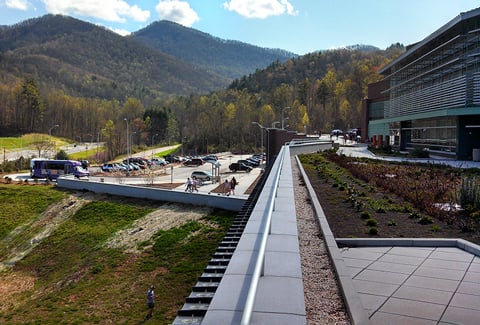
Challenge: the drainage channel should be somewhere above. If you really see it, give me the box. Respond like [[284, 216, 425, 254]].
[[171, 170, 269, 325]]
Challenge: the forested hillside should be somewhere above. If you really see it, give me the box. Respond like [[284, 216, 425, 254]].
[[0, 14, 405, 162], [132, 20, 296, 79], [0, 15, 229, 100]]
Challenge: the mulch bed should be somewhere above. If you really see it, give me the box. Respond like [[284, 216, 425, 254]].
[[303, 168, 480, 246]]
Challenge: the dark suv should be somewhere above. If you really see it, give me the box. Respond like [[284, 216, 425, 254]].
[[229, 162, 252, 172], [183, 158, 204, 166]]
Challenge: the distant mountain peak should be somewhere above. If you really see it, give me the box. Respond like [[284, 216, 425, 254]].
[[132, 20, 297, 79]]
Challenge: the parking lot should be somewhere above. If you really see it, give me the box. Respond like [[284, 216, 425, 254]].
[[87, 153, 263, 196]]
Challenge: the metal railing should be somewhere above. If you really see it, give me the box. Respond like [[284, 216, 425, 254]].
[[240, 146, 286, 325]]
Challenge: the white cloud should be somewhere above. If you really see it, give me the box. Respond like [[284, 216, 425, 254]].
[[42, 0, 150, 23], [155, 0, 199, 27], [6, 0, 29, 10], [223, 0, 298, 19]]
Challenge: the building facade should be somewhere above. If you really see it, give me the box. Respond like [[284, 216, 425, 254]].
[[364, 7, 480, 159]]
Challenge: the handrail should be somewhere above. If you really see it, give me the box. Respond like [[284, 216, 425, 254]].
[[240, 146, 286, 325]]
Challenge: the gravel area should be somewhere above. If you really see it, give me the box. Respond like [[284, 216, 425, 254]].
[[292, 158, 351, 325]]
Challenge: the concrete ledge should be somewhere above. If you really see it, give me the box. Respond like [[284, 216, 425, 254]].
[[56, 176, 245, 211], [205, 146, 306, 324], [336, 238, 480, 257]]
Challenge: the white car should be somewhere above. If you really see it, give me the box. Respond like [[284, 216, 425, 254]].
[[191, 170, 212, 184]]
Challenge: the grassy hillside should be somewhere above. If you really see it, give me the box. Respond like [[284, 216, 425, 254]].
[[0, 184, 234, 324]]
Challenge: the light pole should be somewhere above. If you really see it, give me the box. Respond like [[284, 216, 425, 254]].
[[151, 133, 158, 157], [49, 124, 59, 136], [282, 107, 290, 129], [251, 122, 265, 154], [124, 118, 129, 165], [49, 124, 59, 158]]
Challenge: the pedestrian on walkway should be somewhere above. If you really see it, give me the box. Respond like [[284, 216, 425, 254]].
[[192, 176, 199, 192], [145, 285, 155, 320], [185, 177, 192, 192], [223, 179, 231, 196], [230, 177, 237, 195]]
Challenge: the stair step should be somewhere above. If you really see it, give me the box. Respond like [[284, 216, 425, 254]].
[[185, 291, 214, 304], [171, 315, 204, 325], [192, 281, 219, 291], [177, 303, 210, 317], [199, 273, 223, 282], [204, 264, 227, 272]]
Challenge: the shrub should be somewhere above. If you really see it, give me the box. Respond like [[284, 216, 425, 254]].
[[459, 176, 480, 211], [387, 220, 397, 226], [368, 227, 378, 235], [418, 216, 433, 225], [376, 207, 386, 213], [360, 211, 371, 219], [431, 224, 442, 232], [365, 218, 378, 227], [410, 147, 430, 158], [409, 212, 420, 219]]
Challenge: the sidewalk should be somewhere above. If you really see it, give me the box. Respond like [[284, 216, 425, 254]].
[[171, 168, 262, 199], [337, 143, 480, 169]]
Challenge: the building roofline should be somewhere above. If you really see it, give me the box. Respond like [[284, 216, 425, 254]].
[[379, 7, 480, 74]]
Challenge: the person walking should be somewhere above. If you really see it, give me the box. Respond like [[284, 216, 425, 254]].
[[192, 176, 199, 192], [230, 177, 237, 195], [145, 285, 155, 320], [223, 179, 231, 196], [185, 177, 192, 192]]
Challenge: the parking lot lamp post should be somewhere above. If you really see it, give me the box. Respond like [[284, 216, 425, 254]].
[[124, 118, 129, 166], [49, 124, 59, 136], [251, 122, 265, 155], [49, 124, 59, 158], [282, 107, 290, 129], [152, 133, 158, 158]]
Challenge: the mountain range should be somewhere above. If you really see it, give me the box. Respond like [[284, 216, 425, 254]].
[[0, 15, 296, 100]]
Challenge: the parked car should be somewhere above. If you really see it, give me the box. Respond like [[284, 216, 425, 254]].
[[229, 162, 253, 172], [330, 129, 344, 137], [102, 163, 126, 172], [164, 155, 181, 163], [150, 158, 168, 166], [183, 158, 204, 166], [202, 156, 218, 164], [191, 170, 212, 183], [237, 159, 257, 168]]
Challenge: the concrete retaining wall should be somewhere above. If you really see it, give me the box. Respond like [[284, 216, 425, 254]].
[[57, 177, 245, 211], [289, 140, 332, 156]]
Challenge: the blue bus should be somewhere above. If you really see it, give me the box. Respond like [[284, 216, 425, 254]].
[[32, 159, 90, 180]]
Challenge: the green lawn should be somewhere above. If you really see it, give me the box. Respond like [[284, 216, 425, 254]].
[[0, 185, 233, 324]]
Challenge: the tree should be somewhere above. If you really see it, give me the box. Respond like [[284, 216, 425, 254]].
[[18, 78, 45, 132], [55, 149, 69, 160]]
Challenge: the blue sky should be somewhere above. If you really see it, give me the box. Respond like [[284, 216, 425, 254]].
[[0, 0, 478, 55]]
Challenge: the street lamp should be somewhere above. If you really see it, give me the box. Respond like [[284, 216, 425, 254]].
[[282, 107, 290, 129], [152, 133, 159, 158], [49, 124, 59, 158], [49, 124, 59, 136], [124, 118, 129, 165], [251, 122, 265, 155]]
